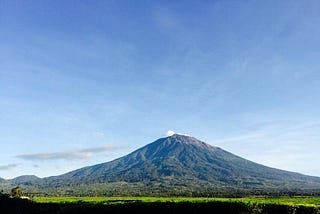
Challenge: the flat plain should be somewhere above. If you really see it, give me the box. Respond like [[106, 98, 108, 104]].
[[33, 196, 320, 207], [2, 195, 320, 214]]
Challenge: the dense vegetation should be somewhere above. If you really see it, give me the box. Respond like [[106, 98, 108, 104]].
[[34, 196, 320, 207], [2, 181, 320, 198], [1, 194, 320, 214]]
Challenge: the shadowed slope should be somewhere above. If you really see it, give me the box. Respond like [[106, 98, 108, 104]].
[[44, 134, 320, 190]]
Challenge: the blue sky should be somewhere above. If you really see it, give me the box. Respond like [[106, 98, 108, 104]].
[[1, 0, 320, 179]]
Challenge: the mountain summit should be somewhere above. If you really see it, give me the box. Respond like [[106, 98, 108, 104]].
[[45, 134, 320, 192], [4, 134, 320, 196]]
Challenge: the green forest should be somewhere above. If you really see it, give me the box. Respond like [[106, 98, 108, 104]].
[[1, 193, 320, 214]]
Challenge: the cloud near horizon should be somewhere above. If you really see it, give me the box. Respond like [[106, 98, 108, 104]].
[[0, 164, 18, 171], [16, 145, 125, 161]]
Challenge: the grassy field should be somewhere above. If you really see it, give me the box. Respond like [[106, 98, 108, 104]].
[[33, 196, 320, 207], [1, 195, 319, 214]]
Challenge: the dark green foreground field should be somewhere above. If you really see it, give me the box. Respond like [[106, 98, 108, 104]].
[[1, 195, 320, 214]]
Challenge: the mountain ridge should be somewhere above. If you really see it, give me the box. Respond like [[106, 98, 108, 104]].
[[2, 134, 320, 196], [43, 134, 320, 189]]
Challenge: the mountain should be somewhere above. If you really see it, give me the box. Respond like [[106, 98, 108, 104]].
[[5, 134, 320, 196], [39, 134, 320, 195], [9, 175, 41, 186]]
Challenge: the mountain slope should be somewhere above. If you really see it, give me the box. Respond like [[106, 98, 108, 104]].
[[9, 175, 41, 186], [5, 134, 320, 196], [44, 134, 320, 192]]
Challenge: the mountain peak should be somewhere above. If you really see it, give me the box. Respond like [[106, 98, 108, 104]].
[[165, 133, 197, 141], [9, 133, 320, 196], [163, 133, 213, 149]]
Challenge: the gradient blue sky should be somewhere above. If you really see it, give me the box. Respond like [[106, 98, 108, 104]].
[[1, 0, 320, 179]]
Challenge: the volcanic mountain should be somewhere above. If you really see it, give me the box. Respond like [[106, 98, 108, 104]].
[[9, 175, 41, 186], [4, 134, 320, 196]]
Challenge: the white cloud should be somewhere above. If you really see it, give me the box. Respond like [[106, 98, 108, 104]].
[[79, 145, 123, 153], [165, 130, 175, 136], [16, 152, 92, 161], [16, 145, 125, 161], [165, 130, 191, 137], [0, 164, 18, 171]]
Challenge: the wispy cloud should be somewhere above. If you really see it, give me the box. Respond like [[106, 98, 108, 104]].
[[16, 152, 92, 161], [210, 115, 320, 176], [92, 131, 105, 138], [79, 146, 123, 153], [0, 164, 18, 171], [16, 145, 125, 161]]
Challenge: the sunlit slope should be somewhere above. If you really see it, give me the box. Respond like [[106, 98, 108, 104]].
[[42, 134, 320, 190]]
